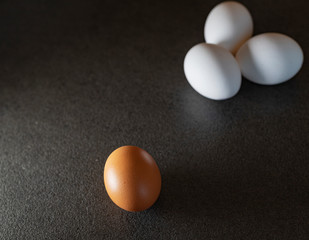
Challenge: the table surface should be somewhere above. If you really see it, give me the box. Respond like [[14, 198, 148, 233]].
[[0, 0, 308, 239]]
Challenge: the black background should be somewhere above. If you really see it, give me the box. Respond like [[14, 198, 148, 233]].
[[0, 0, 308, 239]]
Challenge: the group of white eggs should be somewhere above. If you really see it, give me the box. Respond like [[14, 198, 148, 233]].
[[184, 1, 304, 100]]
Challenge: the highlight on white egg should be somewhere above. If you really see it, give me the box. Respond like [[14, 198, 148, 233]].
[[236, 33, 304, 85], [204, 1, 253, 54], [184, 43, 241, 100]]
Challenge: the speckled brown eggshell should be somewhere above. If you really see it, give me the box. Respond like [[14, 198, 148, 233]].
[[104, 146, 161, 212]]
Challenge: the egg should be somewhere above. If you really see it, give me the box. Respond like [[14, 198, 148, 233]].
[[204, 1, 253, 54], [236, 33, 304, 85], [184, 43, 241, 100], [104, 146, 161, 212]]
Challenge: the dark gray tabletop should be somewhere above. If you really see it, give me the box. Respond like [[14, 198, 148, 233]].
[[0, 0, 308, 239]]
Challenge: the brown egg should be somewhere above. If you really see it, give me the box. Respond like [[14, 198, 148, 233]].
[[104, 146, 161, 212]]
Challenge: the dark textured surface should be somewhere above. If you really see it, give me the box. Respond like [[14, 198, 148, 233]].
[[0, 0, 308, 239]]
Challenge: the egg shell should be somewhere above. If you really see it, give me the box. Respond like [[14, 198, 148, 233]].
[[236, 33, 304, 85], [184, 43, 241, 100], [204, 1, 253, 54], [104, 146, 161, 212]]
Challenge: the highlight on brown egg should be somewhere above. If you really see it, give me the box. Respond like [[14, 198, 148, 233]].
[[103, 146, 161, 212]]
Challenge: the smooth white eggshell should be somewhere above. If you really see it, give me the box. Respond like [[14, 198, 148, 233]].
[[184, 43, 241, 100], [236, 33, 304, 85], [204, 1, 253, 54]]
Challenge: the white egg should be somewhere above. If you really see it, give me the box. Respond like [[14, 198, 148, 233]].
[[204, 1, 253, 54], [236, 33, 304, 85], [184, 43, 241, 100]]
